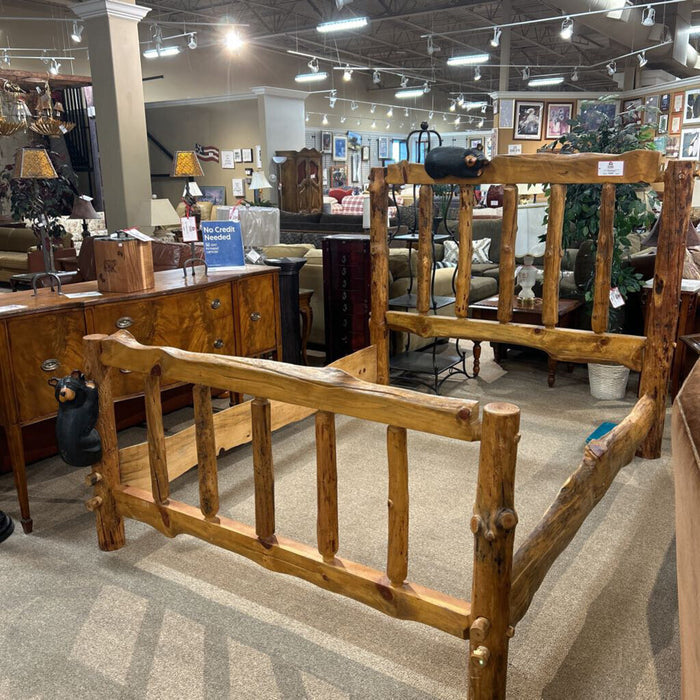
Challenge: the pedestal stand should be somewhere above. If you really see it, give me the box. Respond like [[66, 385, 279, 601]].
[[265, 257, 306, 364]]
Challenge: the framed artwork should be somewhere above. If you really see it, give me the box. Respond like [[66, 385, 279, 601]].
[[333, 135, 347, 161], [680, 128, 700, 159], [350, 152, 361, 183], [499, 98, 514, 129], [671, 115, 682, 134], [361, 145, 370, 161], [377, 136, 390, 160], [660, 93, 670, 112], [468, 138, 483, 150], [200, 185, 226, 205], [545, 102, 573, 139], [347, 131, 362, 150], [241, 148, 254, 163], [685, 89, 700, 125], [513, 101, 544, 140], [658, 113, 668, 134], [328, 165, 347, 188], [507, 143, 522, 154], [665, 135, 680, 158], [621, 98, 642, 125], [244, 168, 253, 176], [220, 150, 235, 169], [232, 178, 244, 197], [579, 100, 616, 129], [233, 149, 242, 162], [644, 94, 660, 125], [673, 92, 685, 113], [321, 131, 332, 153], [654, 135, 667, 153]]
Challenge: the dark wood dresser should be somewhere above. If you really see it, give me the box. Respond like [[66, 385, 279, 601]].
[[322, 235, 371, 362]]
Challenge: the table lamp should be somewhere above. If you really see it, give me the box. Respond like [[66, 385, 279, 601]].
[[170, 150, 206, 276], [249, 170, 272, 204], [15, 146, 64, 294], [70, 194, 100, 238], [137, 195, 180, 239]]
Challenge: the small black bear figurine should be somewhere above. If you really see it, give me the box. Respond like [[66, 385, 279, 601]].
[[424, 146, 490, 180], [49, 370, 102, 467]]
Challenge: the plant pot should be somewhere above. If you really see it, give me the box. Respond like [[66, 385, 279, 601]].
[[588, 362, 630, 400]]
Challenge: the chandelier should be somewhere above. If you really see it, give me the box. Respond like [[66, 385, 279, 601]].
[[0, 80, 75, 137]]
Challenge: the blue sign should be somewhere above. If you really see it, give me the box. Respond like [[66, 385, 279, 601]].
[[201, 221, 245, 269]]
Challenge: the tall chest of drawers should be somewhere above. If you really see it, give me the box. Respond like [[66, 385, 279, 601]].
[[322, 234, 371, 362]]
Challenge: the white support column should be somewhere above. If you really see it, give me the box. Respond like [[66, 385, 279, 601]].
[[73, 0, 152, 231]]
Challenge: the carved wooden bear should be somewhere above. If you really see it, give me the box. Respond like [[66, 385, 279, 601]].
[[48, 370, 102, 467], [424, 146, 490, 180]]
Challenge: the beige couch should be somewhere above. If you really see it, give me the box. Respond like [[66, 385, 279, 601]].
[[0, 226, 39, 283]]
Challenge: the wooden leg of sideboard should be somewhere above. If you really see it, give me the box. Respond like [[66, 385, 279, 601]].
[[6, 424, 32, 533]]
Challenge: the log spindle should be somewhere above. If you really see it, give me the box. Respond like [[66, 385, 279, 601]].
[[455, 185, 474, 318], [252, 397, 275, 541], [497, 186, 518, 323], [316, 410, 339, 562], [469, 402, 520, 700], [387, 425, 409, 586], [369, 167, 390, 384], [591, 183, 615, 334], [541, 184, 566, 329], [145, 371, 169, 505], [83, 334, 125, 551], [193, 383, 219, 521], [417, 184, 434, 315]]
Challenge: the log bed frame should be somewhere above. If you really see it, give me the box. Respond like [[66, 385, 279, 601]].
[[84, 151, 690, 699]]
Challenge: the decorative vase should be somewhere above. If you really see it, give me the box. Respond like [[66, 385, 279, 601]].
[[588, 362, 630, 400]]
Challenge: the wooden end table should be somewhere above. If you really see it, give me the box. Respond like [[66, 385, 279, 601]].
[[468, 295, 584, 387]]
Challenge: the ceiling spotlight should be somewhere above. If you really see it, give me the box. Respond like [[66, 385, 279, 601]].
[[400, 74, 409, 88], [2, 51, 10, 67], [642, 5, 656, 27], [224, 28, 245, 51], [638, 51, 648, 68], [340, 115, 346, 123], [307, 57, 319, 73], [305, 113, 309, 122], [372, 69, 381, 84], [422, 81, 431, 93], [356, 119, 361, 126], [317, 17, 368, 33], [322, 113, 329, 125], [426, 35, 440, 55], [329, 90, 337, 108], [350, 100, 359, 111], [404, 107, 409, 116], [49, 59, 60, 75], [490, 27, 502, 48], [343, 66, 353, 81], [371, 120, 377, 128], [560, 17, 574, 40], [480, 104, 487, 113], [449, 99, 456, 112], [571, 67, 579, 82], [188, 33, 197, 50], [41, 50, 49, 64], [442, 113, 447, 121], [454, 116, 461, 125], [478, 118, 484, 128], [386, 122, 391, 129], [606, 60, 617, 77], [428, 111, 434, 119], [457, 93, 465, 106], [71, 21, 84, 43], [370, 103, 376, 113], [474, 66, 481, 81], [522, 66, 530, 80], [387, 106, 393, 117]]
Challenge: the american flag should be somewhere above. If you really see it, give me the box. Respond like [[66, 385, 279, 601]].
[[195, 143, 219, 162]]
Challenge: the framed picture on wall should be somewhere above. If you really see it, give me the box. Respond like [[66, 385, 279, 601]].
[[665, 135, 680, 158], [513, 101, 544, 140], [346, 131, 362, 150], [644, 94, 660, 125], [333, 135, 347, 161], [658, 113, 668, 134], [660, 93, 670, 112], [680, 128, 700, 159], [499, 99, 514, 129], [673, 92, 684, 113], [200, 185, 226, 205], [578, 100, 616, 129], [233, 149, 242, 162], [328, 165, 348, 188], [671, 115, 682, 134], [241, 148, 254, 163], [378, 136, 390, 160], [684, 89, 700, 125], [545, 102, 573, 139], [321, 131, 332, 153], [350, 152, 361, 183], [468, 138, 483, 150], [361, 145, 370, 161]]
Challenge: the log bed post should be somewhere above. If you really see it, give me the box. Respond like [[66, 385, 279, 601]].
[[145, 370, 169, 505], [83, 334, 125, 551], [497, 186, 518, 322], [469, 402, 520, 700], [370, 167, 390, 384], [455, 185, 474, 317], [252, 397, 275, 542], [193, 384, 220, 522], [417, 184, 434, 315], [591, 183, 615, 334], [638, 159, 693, 458], [541, 184, 566, 328], [387, 425, 409, 586]]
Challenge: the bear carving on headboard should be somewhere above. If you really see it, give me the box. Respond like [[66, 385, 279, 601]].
[[49, 370, 102, 467]]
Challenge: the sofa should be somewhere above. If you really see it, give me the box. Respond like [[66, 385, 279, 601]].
[[0, 226, 40, 283]]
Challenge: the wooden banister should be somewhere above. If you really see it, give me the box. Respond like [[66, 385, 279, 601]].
[[316, 410, 339, 562]]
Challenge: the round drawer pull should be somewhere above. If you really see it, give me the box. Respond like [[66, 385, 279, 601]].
[[115, 316, 133, 329], [249, 312, 261, 322], [211, 298, 221, 310], [213, 339, 224, 349], [41, 359, 59, 372], [119, 369, 132, 374]]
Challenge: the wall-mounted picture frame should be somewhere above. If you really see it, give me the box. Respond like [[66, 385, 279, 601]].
[[545, 102, 573, 139], [499, 99, 514, 129], [680, 128, 700, 159], [644, 94, 660, 125], [333, 135, 347, 161], [665, 135, 680, 158], [242, 148, 254, 163], [200, 185, 226, 205], [244, 168, 253, 176], [507, 143, 522, 155], [221, 150, 235, 169], [361, 145, 370, 161], [321, 131, 332, 153], [621, 98, 642, 125], [513, 100, 544, 140], [347, 131, 362, 150], [684, 89, 700, 125], [468, 138, 483, 150], [377, 136, 390, 160], [578, 100, 616, 129], [673, 92, 684, 113], [671, 115, 682, 134], [233, 149, 242, 162], [232, 178, 244, 197], [328, 165, 348, 188], [660, 93, 670, 112], [658, 113, 668, 134], [350, 152, 361, 183]]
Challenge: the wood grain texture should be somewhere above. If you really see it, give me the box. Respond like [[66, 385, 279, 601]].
[[193, 384, 219, 521], [541, 184, 566, 329], [591, 183, 615, 334], [315, 411, 339, 561], [497, 186, 518, 323], [94, 238, 154, 293], [455, 185, 474, 318], [252, 397, 275, 541], [113, 484, 472, 638], [417, 184, 434, 315], [234, 272, 281, 358], [384, 151, 662, 186], [144, 372, 169, 504], [386, 311, 646, 370], [387, 425, 409, 586], [83, 334, 125, 551], [510, 394, 655, 625], [638, 160, 693, 458], [369, 167, 390, 384], [99, 333, 480, 441], [469, 403, 520, 700]]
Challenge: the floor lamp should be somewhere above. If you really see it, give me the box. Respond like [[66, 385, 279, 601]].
[[171, 150, 207, 276], [271, 155, 287, 207]]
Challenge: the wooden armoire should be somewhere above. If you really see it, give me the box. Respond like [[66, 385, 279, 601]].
[[276, 148, 322, 213]]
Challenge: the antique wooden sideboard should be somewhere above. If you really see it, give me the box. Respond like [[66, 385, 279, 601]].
[[0, 267, 282, 533]]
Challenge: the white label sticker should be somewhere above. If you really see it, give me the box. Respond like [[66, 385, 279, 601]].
[[122, 227, 152, 242], [181, 216, 198, 242], [64, 291, 103, 299], [598, 160, 624, 177], [609, 287, 625, 308], [0, 304, 27, 313]]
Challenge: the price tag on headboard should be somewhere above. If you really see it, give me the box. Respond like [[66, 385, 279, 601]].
[[598, 160, 624, 177]]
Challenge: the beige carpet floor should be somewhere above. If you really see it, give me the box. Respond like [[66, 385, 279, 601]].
[[0, 344, 680, 699]]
